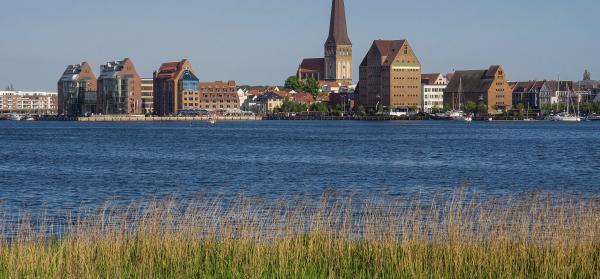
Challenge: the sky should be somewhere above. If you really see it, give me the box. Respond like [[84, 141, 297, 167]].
[[0, 0, 598, 91]]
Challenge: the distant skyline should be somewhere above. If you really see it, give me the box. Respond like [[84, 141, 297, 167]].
[[0, 0, 598, 91]]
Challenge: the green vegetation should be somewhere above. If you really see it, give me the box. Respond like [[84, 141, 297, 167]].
[[309, 102, 329, 112], [284, 76, 321, 97], [275, 99, 308, 113], [583, 69, 592, 81], [0, 191, 598, 278]]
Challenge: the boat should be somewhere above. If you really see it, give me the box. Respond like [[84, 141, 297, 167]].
[[552, 113, 581, 122], [552, 80, 581, 122], [586, 115, 600, 121], [208, 112, 218, 124], [449, 78, 472, 122], [25, 116, 35, 121], [9, 113, 22, 121]]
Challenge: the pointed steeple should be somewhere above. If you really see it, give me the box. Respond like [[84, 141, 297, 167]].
[[326, 0, 351, 45]]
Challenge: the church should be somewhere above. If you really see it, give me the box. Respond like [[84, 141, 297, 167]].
[[297, 0, 352, 84]]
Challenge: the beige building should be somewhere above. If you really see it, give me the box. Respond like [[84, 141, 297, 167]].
[[358, 40, 422, 111], [443, 65, 512, 114], [198, 81, 240, 112], [256, 91, 283, 112], [140, 78, 154, 114], [0, 91, 58, 114]]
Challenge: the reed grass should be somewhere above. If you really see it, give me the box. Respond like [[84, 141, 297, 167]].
[[0, 190, 598, 278]]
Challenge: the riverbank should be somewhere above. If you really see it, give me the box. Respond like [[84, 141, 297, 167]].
[[1, 191, 598, 278]]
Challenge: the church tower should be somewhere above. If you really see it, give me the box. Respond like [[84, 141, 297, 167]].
[[324, 0, 352, 83]]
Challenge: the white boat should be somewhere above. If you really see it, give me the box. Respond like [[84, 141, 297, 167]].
[[208, 112, 218, 124], [552, 113, 581, 122], [552, 79, 581, 122], [448, 78, 472, 122], [25, 116, 35, 121], [9, 114, 22, 121]]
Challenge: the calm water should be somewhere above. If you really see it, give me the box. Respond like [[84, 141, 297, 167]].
[[0, 120, 599, 215]]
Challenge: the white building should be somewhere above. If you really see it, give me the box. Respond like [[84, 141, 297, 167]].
[[421, 73, 448, 113], [0, 91, 58, 114]]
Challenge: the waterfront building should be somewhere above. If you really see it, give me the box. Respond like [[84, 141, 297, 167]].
[[141, 78, 154, 115], [198, 81, 240, 112], [0, 91, 58, 114], [57, 62, 97, 116], [153, 59, 198, 115], [510, 80, 543, 110], [539, 80, 574, 105], [443, 65, 512, 114], [297, 0, 352, 83], [237, 88, 248, 111], [97, 58, 142, 115], [256, 91, 283, 112], [357, 40, 422, 112], [421, 73, 447, 113]]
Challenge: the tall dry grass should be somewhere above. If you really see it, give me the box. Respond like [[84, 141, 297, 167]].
[[0, 190, 598, 278]]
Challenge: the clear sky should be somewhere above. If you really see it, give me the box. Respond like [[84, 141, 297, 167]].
[[0, 0, 598, 91]]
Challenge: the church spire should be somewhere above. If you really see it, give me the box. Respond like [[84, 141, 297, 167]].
[[326, 0, 351, 45]]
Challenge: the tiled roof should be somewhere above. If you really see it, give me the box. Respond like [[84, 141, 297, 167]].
[[299, 58, 324, 72], [421, 73, 441, 85], [445, 66, 503, 93]]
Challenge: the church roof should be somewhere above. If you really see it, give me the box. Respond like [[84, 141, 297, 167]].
[[299, 58, 325, 72], [326, 0, 351, 45]]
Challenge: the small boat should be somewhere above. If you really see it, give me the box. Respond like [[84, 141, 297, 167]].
[[9, 114, 22, 121], [552, 113, 581, 122], [586, 115, 600, 121], [208, 112, 218, 124]]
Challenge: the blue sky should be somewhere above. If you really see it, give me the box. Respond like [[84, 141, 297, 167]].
[[0, 0, 598, 91]]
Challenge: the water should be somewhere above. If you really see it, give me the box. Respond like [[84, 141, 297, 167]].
[[0, 120, 599, 217]]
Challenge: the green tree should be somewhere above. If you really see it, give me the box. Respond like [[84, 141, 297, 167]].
[[464, 101, 477, 113], [515, 103, 525, 117], [302, 78, 320, 97], [443, 103, 453, 112], [476, 102, 488, 116], [595, 102, 600, 114], [284, 76, 302, 91], [583, 69, 592, 81], [310, 102, 329, 112], [357, 105, 366, 116], [581, 102, 593, 115]]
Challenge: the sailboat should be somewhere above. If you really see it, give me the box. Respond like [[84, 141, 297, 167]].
[[552, 81, 581, 122], [448, 78, 472, 122]]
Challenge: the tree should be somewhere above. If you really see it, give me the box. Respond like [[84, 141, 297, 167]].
[[302, 78, 320, 97], [583, 69, 592, 81], [464, 101, 477, 113], [515, 103, 525, 117], [284, 76, 302, 91], [357, 105, 366, 116], [310, 102, 329, 112], [477, 102, 488, 116]]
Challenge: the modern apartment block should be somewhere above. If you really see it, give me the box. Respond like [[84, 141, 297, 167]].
[[141, 78, 154, 114], [443, 65, 512, 114], [198, 81, 240, 112], [421, 73, 448, 113], [153, 59, 199, 115], [297, 0, 352, 83], [0, 91, 58, 114], [96, 58, 142, 115], [57, 62, 97, 116], [358, 40, 422, 111]]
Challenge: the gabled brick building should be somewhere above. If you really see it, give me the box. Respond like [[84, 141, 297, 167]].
[[358, 40, 422, 111], [97, 58, 142, 115], [443, 65, 512, 114]]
